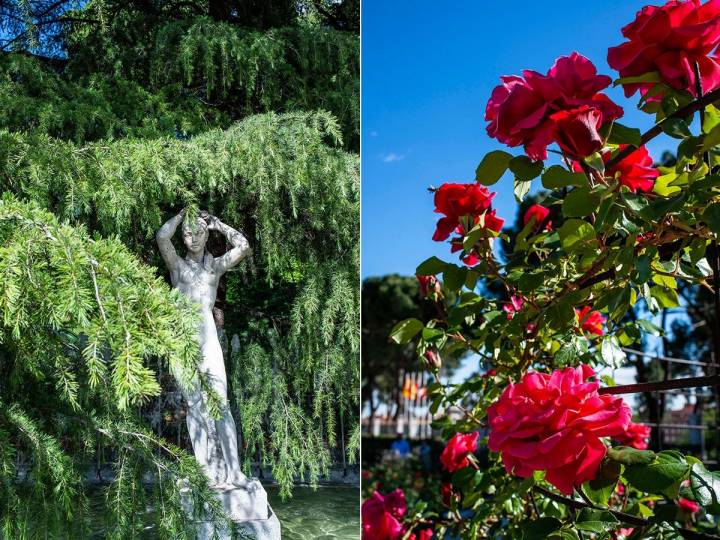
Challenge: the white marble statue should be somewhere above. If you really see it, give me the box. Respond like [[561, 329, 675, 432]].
[[156, 209, 256, 490]]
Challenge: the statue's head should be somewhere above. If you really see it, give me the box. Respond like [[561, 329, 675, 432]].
[[182, 216, 209, 257]]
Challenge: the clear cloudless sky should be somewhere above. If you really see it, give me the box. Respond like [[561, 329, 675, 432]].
[[361, 0, 675, 279]]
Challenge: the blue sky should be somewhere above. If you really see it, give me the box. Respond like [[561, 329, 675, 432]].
[[361, 0, 675, 278]]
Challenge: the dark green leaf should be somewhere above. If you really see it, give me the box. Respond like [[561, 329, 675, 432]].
[[509, 155, 543, 182], [541, 165, 587, 189], [521, 517, 562, 540], [636, 254, 651, 284], [443, 265, 467, 291], [703, 203, 720, 235], [614, 72, 661, 86], [416, 256, 447, 276], [389, 318, 423, 344], [562, 187, 600, 218], [608, 123, 642, 146], [661, 118, 692, 139], [624, 450, 689, 494], [476, 150, 513, 185], [584, 459, 622, 505], [574, 508, 619, 533]]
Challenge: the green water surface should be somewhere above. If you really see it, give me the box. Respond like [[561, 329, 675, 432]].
[[80, 485, 359, 539], [266, 486, 359, 540]]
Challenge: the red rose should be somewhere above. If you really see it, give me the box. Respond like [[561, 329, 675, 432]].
[[486, 53, 622, 160], [485, 71, 559, 161], [550, 106, 604, 158], [362, 489, 406, 540], [523, 204, 552, 231], [482, 208, 505, 233], [488, 365, 632, 495], [417, 274, 440, 297], [503, 295, 524, 319], [678, 497, 700, 514], [432, 183, 495, 241], [440, 432, 479, 472], [615, 422, 652, 450], [573, 145, 659, 192], [548, 52, 625, 121], [608, 0, 720, 97], [576, 306, 606, 335], [408, 530, 433, 540]]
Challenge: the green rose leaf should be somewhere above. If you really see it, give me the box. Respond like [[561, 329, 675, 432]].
[[575, 509, 619, 534], [608, 122, 642, 146], [661, 118, 692, 139], [514, 179, 532, 202], [475, 150, 513, 185], [607, 446, 655, 466], [562, 187, 600, 218], [521, 517, 562, 540], [601, 337, 626, 369], [541, 165, 587, 189], [650, 285, 679, 308], [583, 459, 622, 506], [416, 256, 448, 276], [558, 219, 597, 252], [690, 462, 720, 513], [614, 72, 661, 86], [624, 450, 689, 494], [443, 264, 467, 291], [702, 203, 720, 235], [509, 155, 543, 182], [389, 318, 423, 344]]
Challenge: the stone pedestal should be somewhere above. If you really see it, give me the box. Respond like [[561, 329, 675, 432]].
[[181, 480, 281, 540]]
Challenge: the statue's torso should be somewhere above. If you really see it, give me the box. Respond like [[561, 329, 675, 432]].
[[171, 257, 220, 319]]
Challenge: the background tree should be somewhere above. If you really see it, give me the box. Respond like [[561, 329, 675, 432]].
[[0, 1, 359, 537]]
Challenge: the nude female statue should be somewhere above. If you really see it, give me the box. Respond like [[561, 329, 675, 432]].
[[157, 209, 256, 490]]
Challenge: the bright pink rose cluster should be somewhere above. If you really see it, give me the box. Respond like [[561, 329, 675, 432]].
[[431, 183, 504, 266], [361, 489, 433, 540], [609, 0, 720, 97], [487, 365, 632, 495], [485, 52, 623, 160]]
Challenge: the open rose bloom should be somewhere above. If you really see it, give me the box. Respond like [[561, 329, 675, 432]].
[[608, 0, 720, 97], [361, 489, 407, 540], [488, 365, 632, 495], [615, 421, 652, 449], [485, 52, 623, 160], [440, 431, 479, 472], [432, 183, 495, 241]]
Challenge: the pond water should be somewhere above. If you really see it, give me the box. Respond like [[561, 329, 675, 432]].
[[82, 485, 359, 539], [266, 485, 359, 540]]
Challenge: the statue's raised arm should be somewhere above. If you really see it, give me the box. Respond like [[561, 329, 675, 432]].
[[156, 209, 185, 276], [201, 211, 251, 275]]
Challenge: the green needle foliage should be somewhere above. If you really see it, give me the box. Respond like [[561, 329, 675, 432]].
[[0, 110, 359, 497], [0, 195, 227, 538]]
